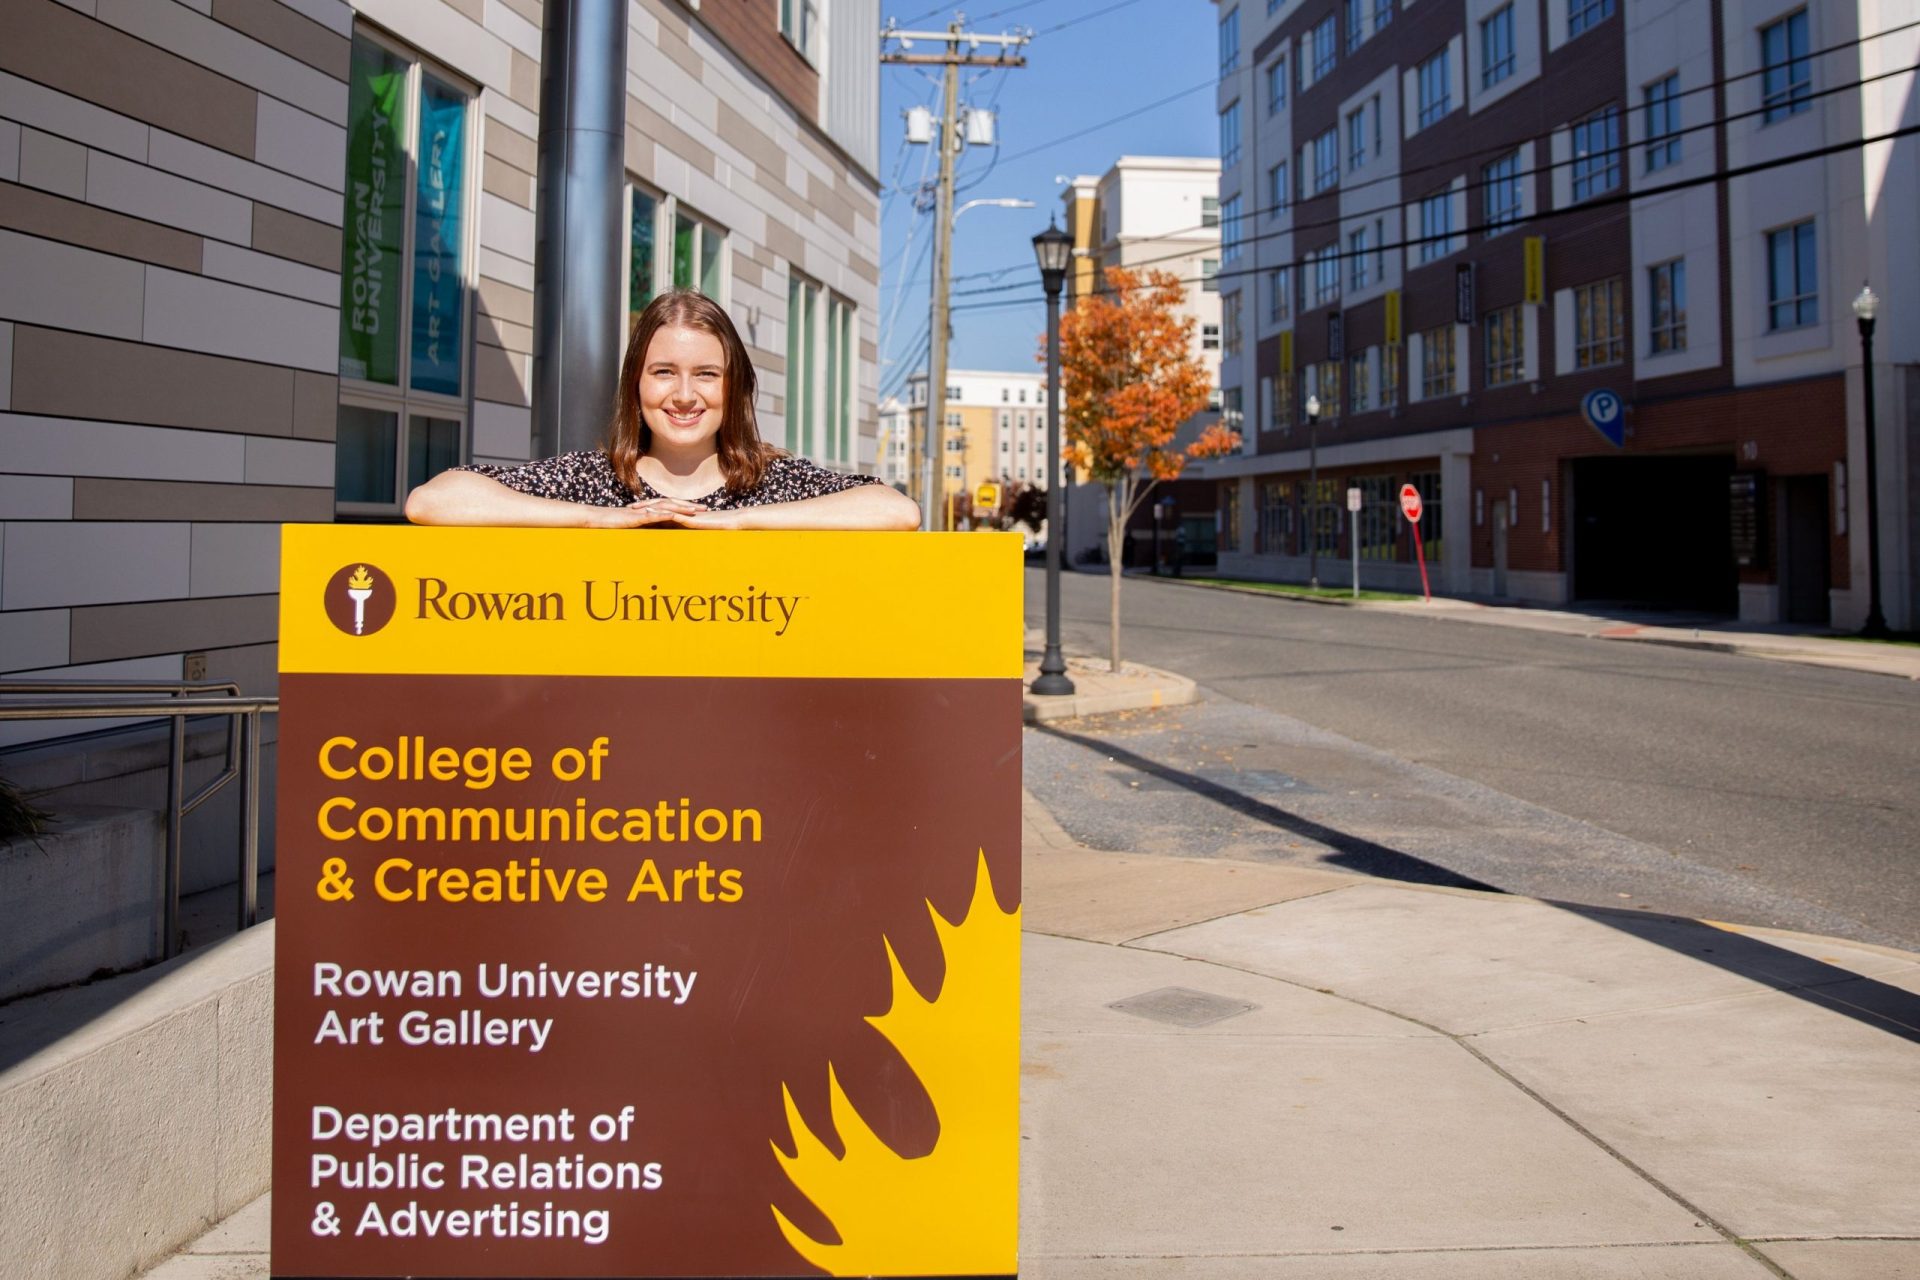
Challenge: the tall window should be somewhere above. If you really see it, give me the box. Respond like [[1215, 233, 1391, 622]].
[[1347, 105, 1369, 171], [1373, 0, 1392, 32], [1381, 342, 1400, 406], [1268, 266, 1292, 322], [785, 279, 855, 466], [1219, 101, 1242, 169], [1418, 189, 1454, 263], [1348, 350, 1372, 412], [1311, 361, 1341, 418], [633, 187, 728, 313], [1481, 6, 1515, 89], [779, 0, 819, 61], [1221, 194, 1244, 263], [788, 276, 818, 457], [1644, 74, 1681, 171], [1649, 258, 1687, 353], [1571, 105, 1621, 200], [1568, 0, 1614, 39], [1219, 6, 1240, 74], [1203, 195, 1220, 227], [1202, 258, 1221, 292], [1766, 220, 1817, 330], [335, 32, 474, 518], [1357, 474, 1396, 559], [1574, 277, 1625, 367], [1484, 304, 1524, 385], [1223, 294, 1243, 357], [1311, 128, 1339, 194], [1267, 57, 1289, 114], [1349, 226, 1372, 290], [1483, 150, 1522, 235], [1310, 245, 1341, 305], [1269, 161, 1290, 216], [1310, 15, 1338, 80], [1257, 478, 1296, 555], [1345, 0, 1366, 52], [1420, 325, 1455, 397], [1761, 10, 1811, 122], [1417, 47, 1451, 128]]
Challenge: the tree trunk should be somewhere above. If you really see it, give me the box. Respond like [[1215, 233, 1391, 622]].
[[1105, 482, 1124, 672]]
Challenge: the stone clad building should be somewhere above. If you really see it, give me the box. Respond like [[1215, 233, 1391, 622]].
[[1206, 0, 1916, 626], [0, 0, 882, 887]]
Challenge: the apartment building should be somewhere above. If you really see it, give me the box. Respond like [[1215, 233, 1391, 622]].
[[904, 367, 1052, 524], [0, 0, 883, 701], [1206, 0, 1916, 627]]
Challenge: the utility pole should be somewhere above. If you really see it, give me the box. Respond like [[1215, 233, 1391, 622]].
[[883, 17, 1026, 531]]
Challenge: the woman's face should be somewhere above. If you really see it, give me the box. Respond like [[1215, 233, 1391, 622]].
[[639, 324, 727, 454]]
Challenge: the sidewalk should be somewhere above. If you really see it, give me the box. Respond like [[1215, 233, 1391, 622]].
[[1149, 573, 1920, 681], [144, 780, 1920, 1280]]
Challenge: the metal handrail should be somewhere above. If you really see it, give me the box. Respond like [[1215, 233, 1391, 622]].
[[0, 685, 278, 960]]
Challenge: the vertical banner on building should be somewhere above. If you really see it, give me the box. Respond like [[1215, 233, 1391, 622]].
[[339, 39, 407, 385], [410, 75, 468, 397], [1384, 289, 1401, 345], [1523, 236, 1545, 306], [1454, 262, 1476, 325], [272, 527, 1023, 1279]]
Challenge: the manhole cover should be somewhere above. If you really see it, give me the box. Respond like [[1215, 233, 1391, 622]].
[[1107, 987, 1256, 1028]]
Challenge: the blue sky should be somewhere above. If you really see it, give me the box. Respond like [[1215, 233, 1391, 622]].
[[875, 0, 1216, 400]]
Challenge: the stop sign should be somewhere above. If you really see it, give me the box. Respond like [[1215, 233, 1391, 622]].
[[1400, 483, 1423, 523]]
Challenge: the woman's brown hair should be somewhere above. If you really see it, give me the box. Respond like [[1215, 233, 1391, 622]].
[[608, 289, 776, 493]]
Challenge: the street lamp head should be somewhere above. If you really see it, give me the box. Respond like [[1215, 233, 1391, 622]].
[[1853, 283, 1878, 324], [1305, 393, 1321, 421], [1032, 217, 1073, 295]]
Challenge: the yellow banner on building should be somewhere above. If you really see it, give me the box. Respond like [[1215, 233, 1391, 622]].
[[1524, 236, 1545, 305], [1279, 329, 1294, 374], [1385, 289, 1402, 344]]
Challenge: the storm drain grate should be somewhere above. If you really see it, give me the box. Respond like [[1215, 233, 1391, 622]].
[[1108, 986, 1257, 1028]]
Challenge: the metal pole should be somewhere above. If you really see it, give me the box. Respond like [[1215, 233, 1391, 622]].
[[921, 29, 960, 532], [1034, 280, 1074, 695], [1858, 314, 1888, 637], [1351, 496, 1359, 599], [531, 0, 629, 457], [164, 717, 184, 960], [238, 709, 261, 931], [1307, 412, 1320, 588]]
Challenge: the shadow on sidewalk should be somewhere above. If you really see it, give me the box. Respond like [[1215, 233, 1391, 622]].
[[1034, 723, 1920, 1047]]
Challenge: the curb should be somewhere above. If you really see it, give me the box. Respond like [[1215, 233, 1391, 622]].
[[1021, 663, 1198, 724]]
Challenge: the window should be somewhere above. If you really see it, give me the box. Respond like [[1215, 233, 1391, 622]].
[[1310, 245, 1341, 305], [1574, 277, 1625, 367], [1761, 11, 1811, 123], [1356, 474, 1397, 559], [1001, 389, 1010, 402], [779, 0, 819, 62], [785, 276, 855, 465], [1571, 105, 1621, 200], [1202, 195, 1220, 227], [1373, 0, 1392, 32], [1418, 188, 1454, 263], [1644, 74, 1681, 171], [1568, 0, 1614, 39], [1407, 468, 1443, 559], [1223, 295, 1243, 357], [1202, 258, 1221, 292], [672, 207, 726, 295], [1220, 101, 1242, 169], [1349, 226, 1372, 290], [1766, 220, 1817, 330], [1311, 128, 1339, 194], [1420, 324, 1455, 397], [1649, 258, 1687, 353], [1221, 194, 1244, 263], [335, 33, 475, 517], [1484, 304, 1524, 385], [1257, 478, 1296, 554], [1219, 6, 1240, 74], [1203, 323, 1222, 351], [1345, 0, 1366, 52], [1269, 161, 1290, 215], [1221, 481, 1241, 551], [1417, 47, 1451, 128], [1267, 58, 1289, 114], [1347, 106, 1368, 171], [1482, 150, 1522, 235], [1481, 6, 1515, 89], [1311, 361, 1341, 418], [1381, 342, 1400, 406], [1348, 351, 1372, 411], [1310, 15, 1338, 80], [1268, 266, 1292, 322]]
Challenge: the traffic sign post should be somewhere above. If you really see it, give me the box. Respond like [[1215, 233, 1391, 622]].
[[1400, 483, 1431, 603], [1346, 487, 1362, 599]]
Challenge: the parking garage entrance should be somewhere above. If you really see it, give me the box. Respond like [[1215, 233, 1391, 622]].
[[1571, 454, 1738, 613]]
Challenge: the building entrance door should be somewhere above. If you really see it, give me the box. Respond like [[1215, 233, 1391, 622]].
[[1782, 475, 1831, 624]]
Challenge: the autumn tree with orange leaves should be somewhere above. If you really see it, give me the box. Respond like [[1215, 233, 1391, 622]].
[[1050, 266, 1238, 671]]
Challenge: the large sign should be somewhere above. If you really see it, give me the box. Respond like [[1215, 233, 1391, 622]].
[[273, 528, 1023, 1278]]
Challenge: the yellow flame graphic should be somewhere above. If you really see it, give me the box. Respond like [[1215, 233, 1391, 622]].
[[771, 852, 1020, 1276], [347, 565, 374, 591]]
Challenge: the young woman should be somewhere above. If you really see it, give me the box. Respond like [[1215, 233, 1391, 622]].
[[404, 289, 920, 530]]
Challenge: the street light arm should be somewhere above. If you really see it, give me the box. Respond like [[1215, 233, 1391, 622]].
[[954, 197, 1035, 223]]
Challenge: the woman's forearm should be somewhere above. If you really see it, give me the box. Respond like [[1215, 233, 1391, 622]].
[[722, 484, 921, 531], [406, 471, 614, 527]]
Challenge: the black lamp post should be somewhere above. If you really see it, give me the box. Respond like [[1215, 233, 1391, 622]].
[[1305, 392, 1322, 589], [1032, 219, 1075, 695], [1852, 284, 1888, 637]]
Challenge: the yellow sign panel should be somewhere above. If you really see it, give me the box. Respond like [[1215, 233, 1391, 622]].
[[1524, 236, 1545, 305], [1279, 329, 1294, 374], [281, 526, 1024, 679], [1385, 289, 1402, 344], [975, 481, 1001, 509]]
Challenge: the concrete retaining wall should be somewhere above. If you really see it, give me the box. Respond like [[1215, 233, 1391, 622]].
[[0, 807, 165, 1002], [0, 923, 273, 1280]]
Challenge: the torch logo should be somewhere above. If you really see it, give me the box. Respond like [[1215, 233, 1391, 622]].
[[322, 563, 396, 637]]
